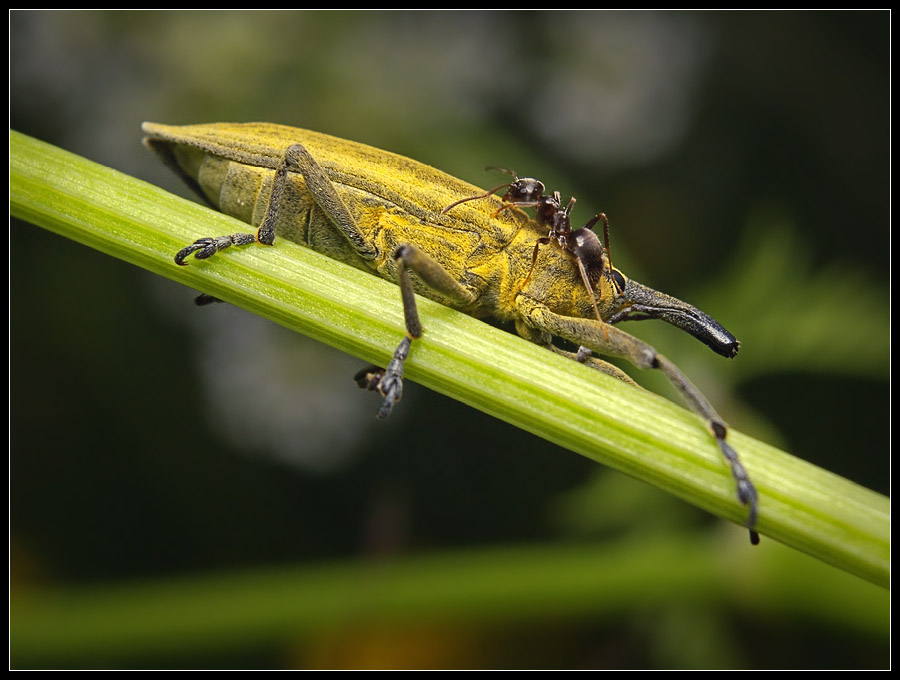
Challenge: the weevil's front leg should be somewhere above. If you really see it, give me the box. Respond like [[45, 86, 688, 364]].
[[282, 145, 472, 418], [552, 345, 639, 386], [515, 320, 639, 386], [570, 346, 639, 386], [653, 352, 758, 542], [355, 244, 476, 419], [518, 296, 759, 543]]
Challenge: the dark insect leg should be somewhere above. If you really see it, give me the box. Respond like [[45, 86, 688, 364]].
[[174, 233, 258, 266], [194, 293, 222, 306], [548, 345, 639, 385], [517, 297, 760, 543], [582, 212, 622, 295], [645, 353, 759, 543], [283, 144, 376, 260], [355, 243, 475, 418], [174, 154, 292, 267], [354, 336, 412, 420]]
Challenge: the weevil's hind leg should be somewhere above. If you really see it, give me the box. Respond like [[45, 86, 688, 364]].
[[550, 345, 640, 386], [174, 232, 259, 265], [173, 160, 288, 303], [355, 244, 476, 419], [174, 154, 292, 266], [283, 143, 376, 260], [518, 298, 759, 542], [175, 140, 377, 268]]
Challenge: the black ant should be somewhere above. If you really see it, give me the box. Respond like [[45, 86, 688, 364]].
[[442, 168, 624, 323]]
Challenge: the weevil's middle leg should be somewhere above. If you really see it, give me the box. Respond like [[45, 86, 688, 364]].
[[354, 336, 411, 420], [354, 243, 476, 419]]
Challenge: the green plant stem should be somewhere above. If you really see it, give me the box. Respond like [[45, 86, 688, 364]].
[[10, 537, 888, 664], [10, 130, 889, 588]]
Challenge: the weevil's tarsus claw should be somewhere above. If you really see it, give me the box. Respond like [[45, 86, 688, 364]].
[[375, 336, 411, 419], [174, 233, 257, 266], [717, 435, 760, 542], [354, 336, 412, 420], [174, 238, 214, 266]]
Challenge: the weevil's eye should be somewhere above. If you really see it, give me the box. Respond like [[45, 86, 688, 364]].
[[611, 269, 627, 294]]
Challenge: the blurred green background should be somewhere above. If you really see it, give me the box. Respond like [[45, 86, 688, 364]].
[[10, 10, 888, 669]]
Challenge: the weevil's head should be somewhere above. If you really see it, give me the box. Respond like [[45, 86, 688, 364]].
[[518, 227, 738, 359], [604, 269, 740, 359]]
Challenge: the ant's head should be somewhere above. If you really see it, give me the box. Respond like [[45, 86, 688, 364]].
[[502, 177, 545, 205], [484, 167, 544, 206], [442, 167, 545, 216]]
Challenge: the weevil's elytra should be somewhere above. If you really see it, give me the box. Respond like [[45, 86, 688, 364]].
[[143, 121, 759, 542]]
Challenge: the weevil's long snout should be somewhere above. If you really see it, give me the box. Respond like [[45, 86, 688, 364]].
[[609, 279, 739, 358]]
